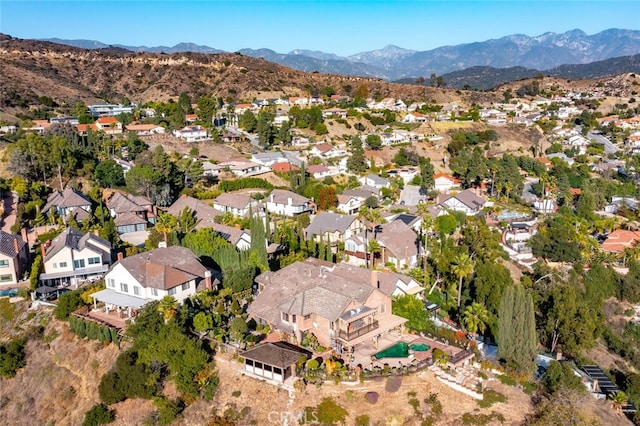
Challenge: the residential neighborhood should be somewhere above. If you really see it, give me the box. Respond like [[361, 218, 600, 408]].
[[1, 32, 640, 426]]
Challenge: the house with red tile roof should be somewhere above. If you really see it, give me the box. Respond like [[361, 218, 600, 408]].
[[95, 117, 123, 135], [601, 230, 640, 253], [272, 162, 299, 173]]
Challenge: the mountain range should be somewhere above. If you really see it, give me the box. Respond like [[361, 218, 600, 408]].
[[42, 29, 640, 81]]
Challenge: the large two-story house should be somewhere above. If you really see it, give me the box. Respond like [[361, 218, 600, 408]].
[[0, 231, 28, 286], [39, 228, 112, 288], [305, 212, 363, 246], [344, 221, 419, 269], [91, 246, 212, 318], [105, 191, 155, 234], [213, 193, 254, 217], [248, 259, 407, 355], [42, 187, 93, 223], [265, 189, 313, 217]]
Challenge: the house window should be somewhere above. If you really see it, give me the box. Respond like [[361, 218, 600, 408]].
[[133, 286, 140, 296], [282, 313, 289, 322], [59, 262, 67, 268], [88, 257, 101, 265], [168, 288, 177, 296], [291, 315, 297, 323], [380, 304, 386, 314], [108, 279, 115, 288], [151, 288, 158, 296], [73, 259, 85, 269], [52, 263, 57, 269], [0, 260, 9, 268], [181, 282, 190, 291], [304, 314, 311, 321], [120, 283, 128, 293], [0, 274, 12, 282]]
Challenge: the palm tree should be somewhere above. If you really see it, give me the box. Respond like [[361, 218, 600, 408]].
[[157, 295, 178, 323], [358, 206, 384, 268], [368, 239, 381, 269], [610, 390, 627, 414], [155, 211, 176, 244], [451, 252, 475, 307], [462, 303, 490, 335]]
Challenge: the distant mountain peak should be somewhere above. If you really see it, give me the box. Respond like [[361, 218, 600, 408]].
[[38, 28, 640, 81]]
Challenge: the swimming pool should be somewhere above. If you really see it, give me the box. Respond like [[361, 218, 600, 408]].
[[409, 343, 430, 351], [497, 211, 529, 221], [375, 342, 409, 359], [0, 288, 18, 297], [374, 342, 431, 359]]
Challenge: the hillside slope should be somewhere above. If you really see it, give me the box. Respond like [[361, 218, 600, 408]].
[[0, 36, 501, 107]]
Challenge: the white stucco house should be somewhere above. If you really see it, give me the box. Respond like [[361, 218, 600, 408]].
[[39, 228, 112, 288], [173, 125, 210, 142], [265, 189, 314, 217], [91, 246, 212, 317]]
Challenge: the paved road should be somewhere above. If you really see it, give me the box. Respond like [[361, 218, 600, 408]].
[[226, 125, 263, 151], [398, 185, 424, 206], [588, 131, 619, 155], [521, 178, 539, 204]]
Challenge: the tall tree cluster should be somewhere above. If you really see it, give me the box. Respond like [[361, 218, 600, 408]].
[[498, 285, 537, 374]]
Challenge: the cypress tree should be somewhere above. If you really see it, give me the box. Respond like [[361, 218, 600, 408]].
[[325, 235, 332, 262], [498, 284, 537, 374], [250, 215, 268, 271]]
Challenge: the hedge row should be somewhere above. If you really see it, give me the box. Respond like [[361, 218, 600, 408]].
[[218, 177, 273, 192], [69, 316, 120, 347]]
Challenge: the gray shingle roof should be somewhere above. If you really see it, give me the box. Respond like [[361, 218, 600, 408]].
[[44, 228, 111, 262], [106, 192, 151, 214], [249, 259, 375, 324], [441, 189, 486, 210], [214, 193, 252, 210], [114, 246, 207, 290], [167, 195, 221, 225], [241, 342, 311, 368], [0, 231, 25, 258], [305, 212, 356, 237], [268, 189, 310, 206], [43, 187, 91, 212]]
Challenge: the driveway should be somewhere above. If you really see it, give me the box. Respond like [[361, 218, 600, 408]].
[[1, 191, 18, 233], [399, 185, 424, 206], [588, 131, 619, 155]]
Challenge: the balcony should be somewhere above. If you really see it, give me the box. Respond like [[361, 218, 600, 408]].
[[336, 320, 379, 341]]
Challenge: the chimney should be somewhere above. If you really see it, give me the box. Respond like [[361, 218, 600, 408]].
[[555, 349, 563, 361], [204, 270, 212, 290], [40, 244, 46, 258], [288, 197, 292, 206], [371, 269, 379, 289], [20, 227, 28, 244], [93, 229, 100, 237], [13, 237, 19, 254], [117, 252, 124, 261]]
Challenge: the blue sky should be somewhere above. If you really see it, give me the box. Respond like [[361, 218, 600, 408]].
[[1, 1, 639, 56]]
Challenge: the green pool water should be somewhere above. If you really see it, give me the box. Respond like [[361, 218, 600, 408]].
[[374, 342, 431, 359], [374, 342, 409, 359], [409, 343, 430, 351]]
